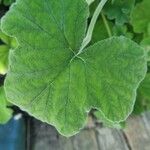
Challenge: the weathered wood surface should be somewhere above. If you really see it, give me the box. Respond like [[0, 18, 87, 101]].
[[28, 112, 150, 150], [96, 128, 129, 150], [123, 112, 150, 150]]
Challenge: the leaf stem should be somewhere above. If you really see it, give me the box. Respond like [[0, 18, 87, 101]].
[[101, 12, 112, 37], [78, 0, 108, 55]]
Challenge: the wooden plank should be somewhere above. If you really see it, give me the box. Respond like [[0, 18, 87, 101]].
[[142, 111, 150, 135], [29, 119, 74, 150], [72, 129, 99, 150], [123, 115, 150, 150], [58, 137, 74, 150], [28, 113, 150, 150], [96, 127, 129, 150], [29, 119, 99, 150]]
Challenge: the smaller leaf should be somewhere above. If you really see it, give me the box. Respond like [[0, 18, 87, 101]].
[[131, 0, 150, 34], [3, 0, 15, 6], [0, 30, 17, 74], [92, 18, 132, 43], [0, 45, 9, 75], [0, 30, 17, 48], [92, 16, 112, 43], [133, 93, 145, 114], [133, 74, 150, 114], [141, 37, 150, 62], [113, 25, 133, 39], [139, 73, 150, 100], [103, 0, 135, 25], [0, 87, 12, 124]]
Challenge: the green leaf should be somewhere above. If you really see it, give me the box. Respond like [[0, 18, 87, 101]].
[[3, 0, 15, 6], [139, 73, 150, 100], [92, 16, 112, 43], [135, 0, 143, 3], [0, 0, 15, 5], [0, 30, 16, 48], [79, 37, 147, 122], [0, 87, 12, 124], [1, 0, 147, 136], [92, 18, 133, 43], [113, 25, 133, 39], [0, 30, 17, 74], [95, 110, 125, 129], [131, 1, 150, 55], [79, 0, 108, 52], [131, 0, 150, 34], [132, 93, 145, 115], [141, 37, 150, 61], [0, 45, 9, 74], [133, 74, 150, 114], [103, 0, 135, 25]]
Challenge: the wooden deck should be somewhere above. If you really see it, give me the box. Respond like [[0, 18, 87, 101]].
[[26, 112, 150, 150]]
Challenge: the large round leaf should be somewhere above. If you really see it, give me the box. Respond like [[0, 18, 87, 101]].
[[1, 0, 147, 136]]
